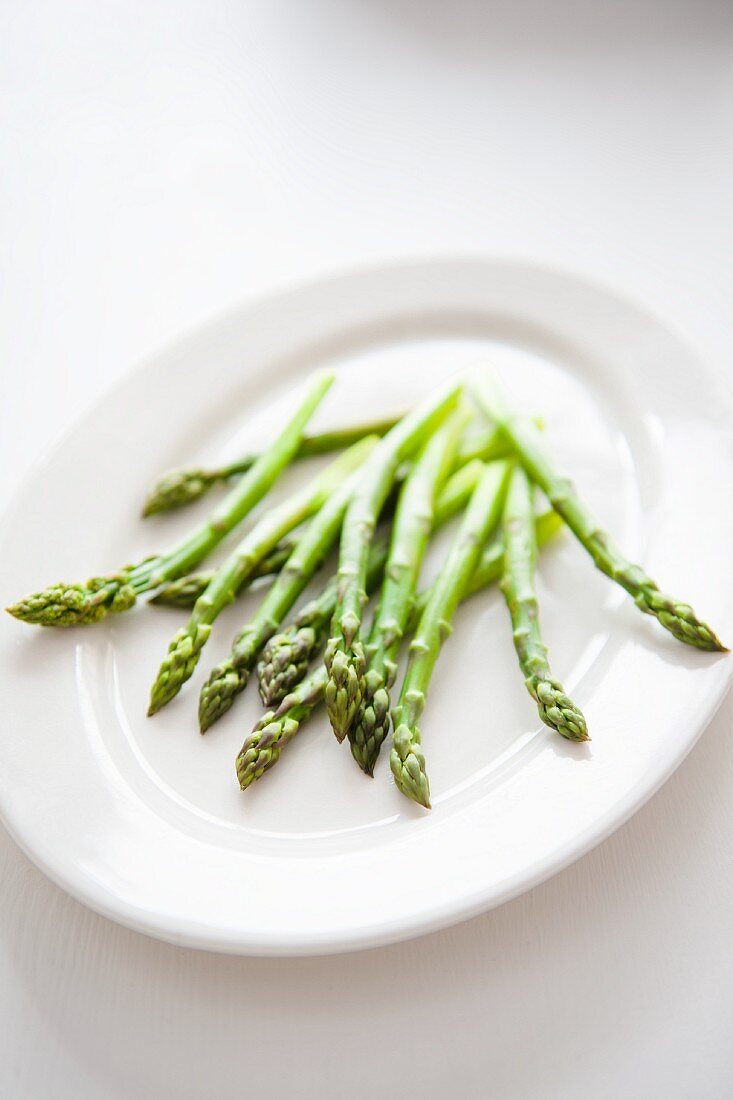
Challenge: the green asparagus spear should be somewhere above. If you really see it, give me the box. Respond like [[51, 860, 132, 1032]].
[[148, 539, 297, 609], [324, 382, 464, 741], [432, 458, 485, 516], [236, 504, 561, 791], [391, 461, 512, 808], [501, 466, 588, 741], [454, 418, 541, 467], [147, 438, 369, 715], [148, 414, 541, 608], [454, 509, 562, 603], [236, 665, 328, 790], [256, 549, 386, 708], [197, 436, 380, 731], [349, 414, 467, 775], [7, 372, 335, 628], [257, 575, 339, 707], [472, 370, 726, 652], [142, 415, 402, 516], [258, 457, 487, 707], [148, 458, 489, 611]]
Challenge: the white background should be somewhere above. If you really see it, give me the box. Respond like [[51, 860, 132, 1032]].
[[1, 2, 732, 1097]]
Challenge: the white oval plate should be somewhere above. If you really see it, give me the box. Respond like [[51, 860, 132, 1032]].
[[1, 259, 732, 956]]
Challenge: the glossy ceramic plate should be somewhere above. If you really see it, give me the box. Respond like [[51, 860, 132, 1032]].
[[1, 259, 731, 955]]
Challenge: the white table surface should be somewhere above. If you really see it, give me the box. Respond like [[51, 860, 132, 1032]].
[[1, 2, 732, 1096]]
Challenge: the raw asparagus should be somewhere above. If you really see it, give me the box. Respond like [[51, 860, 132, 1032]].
[[391, 461, 512, 808], [148, 458, 488, 610], [258, 456, 487, 707], [455, 509, 562, 603], [198, 435, 379, 731], [501, 466, 587, 741], [349, 414, 467, 775], [324, 382, 464, 741], [472, 370, 726, 652], [236, 666, 328, 790], [256, 549, 386, 708], [147, 437, 369, 714], [454, 418, 541, 468], [142, 415, 401, 516], [148, 539, 297, 609], [236, 504, 561, 790], [7, 371, 334, 628]]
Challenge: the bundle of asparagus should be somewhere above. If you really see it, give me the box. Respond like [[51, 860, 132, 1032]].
[[7, 365, 725, 813]]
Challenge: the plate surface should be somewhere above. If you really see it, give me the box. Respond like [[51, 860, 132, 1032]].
[[1, 259, 731, 955]]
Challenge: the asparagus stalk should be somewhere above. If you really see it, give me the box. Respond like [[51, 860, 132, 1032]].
[[454, 418, 541, 467], [391, 461, 512, 808], [324, 382, 464, 741], [147, 436, 368, 714], [236, 504, 561, 791], [472, 370, 726, 652], [143, 418, 518, 518], [257, 457, 487, 707], [348, 491, 553, 776], [501, 466, 588, 741], [453, 509, 562, 603], [7, 371, 334, 628], [148, 458, 489, 612], [349, 414, 467, 775], [148, 539, 297, 609], [142, 415, 402, 516], [197, 436, 380, 731]]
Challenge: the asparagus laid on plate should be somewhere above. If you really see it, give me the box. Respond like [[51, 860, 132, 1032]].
[[453, 418, 541, 468], [348, 414, 467, 775], [142, 415, 402, 516], [148, 539, 297, 609], [236, 665, 329, 790], [147, 436, 369, 714], [257, 458, 487, 708], [324, 382, 464, 741], [236, 505, 562, 791], [142, 416, 524, 518], [7, 371, 334, 628], [472, 370, 726, 652], [256, 544, 387, 708], [501, 466, 588, 741], [391, 461, 512, 808], [149, 458, 491, 612], [197, 435, 379, 731]]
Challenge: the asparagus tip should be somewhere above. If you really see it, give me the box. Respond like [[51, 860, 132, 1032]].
[[198, 658, 247, 733], [410, 789, 431, 810], [531, 676, 589, 742], [390, 726, 431, 808], [324, 639, 366, 742], [148, 624, 211, 715]]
